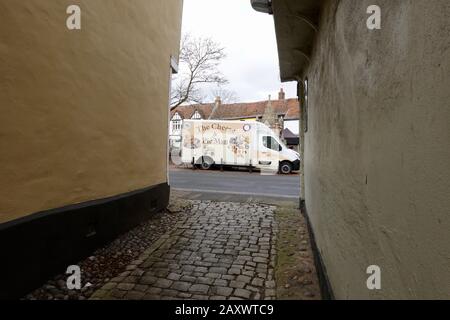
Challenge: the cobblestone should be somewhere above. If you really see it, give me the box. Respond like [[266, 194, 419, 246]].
[[213, 286, 233, 297], [92, 200, 276, 300], [234, 288, 252, 299]]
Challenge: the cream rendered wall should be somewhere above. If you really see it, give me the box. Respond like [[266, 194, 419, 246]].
[[0, 0, 183, 223], [304, 0, 450, 299]]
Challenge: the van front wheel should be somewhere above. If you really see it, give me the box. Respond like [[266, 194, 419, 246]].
[[279, 161, 293, 174], [197, 156, 214, 170]]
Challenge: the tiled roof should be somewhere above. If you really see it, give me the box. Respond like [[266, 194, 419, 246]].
[[171, 98, 299, 121], [170, 104, 214, 120], [284, 103, 300, 120]]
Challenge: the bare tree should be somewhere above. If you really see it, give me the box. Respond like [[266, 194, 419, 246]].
[[170, 34, 228, 109], [209, 85, 238, 104]]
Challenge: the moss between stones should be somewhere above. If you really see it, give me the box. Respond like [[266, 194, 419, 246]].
[[274, 204, 321, 300]]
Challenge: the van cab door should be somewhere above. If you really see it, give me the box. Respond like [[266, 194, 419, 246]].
[[257, 133, 281, 175]]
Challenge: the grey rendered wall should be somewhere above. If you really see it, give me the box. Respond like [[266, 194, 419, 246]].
[[304, 0, 450, 299]]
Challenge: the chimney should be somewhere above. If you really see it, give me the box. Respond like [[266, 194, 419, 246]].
[[209, 96, 221, 119], [278, 88, 285, 100]]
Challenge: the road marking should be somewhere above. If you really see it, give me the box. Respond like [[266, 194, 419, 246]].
[[172, 188, 299, 199]]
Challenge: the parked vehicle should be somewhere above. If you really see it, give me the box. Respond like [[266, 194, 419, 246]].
[[180, 120, 300, 174]]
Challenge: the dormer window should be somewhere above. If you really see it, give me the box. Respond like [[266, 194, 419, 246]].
[[172, 112, 182, 131], [191, 110, 202, 120]]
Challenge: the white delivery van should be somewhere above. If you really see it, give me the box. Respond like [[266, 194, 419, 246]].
[[180, 120, 300, 174]]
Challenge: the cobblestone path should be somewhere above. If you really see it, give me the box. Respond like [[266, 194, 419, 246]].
[[91, 200, 277, 300]]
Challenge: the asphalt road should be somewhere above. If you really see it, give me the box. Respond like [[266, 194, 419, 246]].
[[169, 168, 300, 199]]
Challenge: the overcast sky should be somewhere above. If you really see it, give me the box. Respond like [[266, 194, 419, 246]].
[[181, 0, 297, 103]]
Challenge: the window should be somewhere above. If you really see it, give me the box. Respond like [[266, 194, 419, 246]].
[[304, 78, 308, 133], [172, 112, 182, 131], [263, 136, 282, 151], [191, 110, 202, 120], [173, 121, 181, 131]]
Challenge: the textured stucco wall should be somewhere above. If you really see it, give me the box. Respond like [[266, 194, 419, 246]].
[[0, 0, 183, 223], [304, 0, 450, 299]]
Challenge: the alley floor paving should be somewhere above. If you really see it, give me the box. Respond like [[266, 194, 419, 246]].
[[91, 200, 277, 300]]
